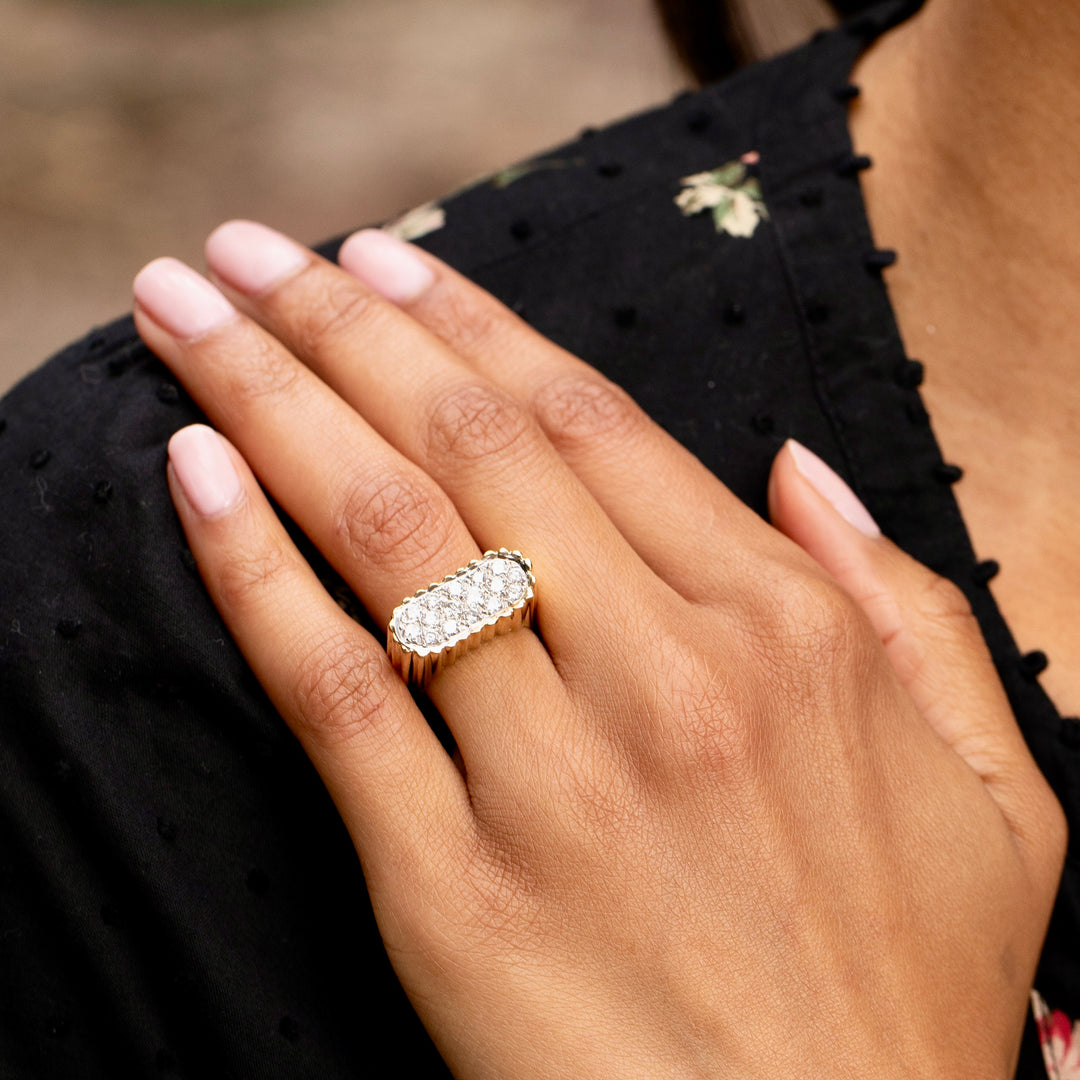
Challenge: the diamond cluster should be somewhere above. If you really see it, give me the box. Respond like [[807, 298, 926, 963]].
[[393, 553, 530, 651]]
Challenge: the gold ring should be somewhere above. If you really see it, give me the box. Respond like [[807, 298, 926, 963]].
[[387, 549, 536, 685]]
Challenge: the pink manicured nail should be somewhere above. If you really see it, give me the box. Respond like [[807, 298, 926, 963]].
[[338, 229, 435, 303], [205, 220, 310, 296], [168, 425, 244, 518], [787, 439, 881, 538], [134, 258, 237, 341]]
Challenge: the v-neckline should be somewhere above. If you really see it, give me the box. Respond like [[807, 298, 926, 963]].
[[744, 0, 1069, 745]]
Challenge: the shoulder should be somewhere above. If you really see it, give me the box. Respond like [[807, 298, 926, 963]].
[[0, 14, 887, 595], [0, 11, 881, 762], [0, 0, 927, 599], [322, 14, 871, 286]]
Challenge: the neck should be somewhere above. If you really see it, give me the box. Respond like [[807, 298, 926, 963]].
[[850, 0, 1080, 440], [911, 0, 1080, 181], [849, 0, 1080, 717]]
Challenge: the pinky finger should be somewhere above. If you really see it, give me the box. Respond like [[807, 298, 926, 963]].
[[166, 423, 473, 897]]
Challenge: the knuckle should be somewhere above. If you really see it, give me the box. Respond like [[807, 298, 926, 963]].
[[424, 382, 538, 465], [293, 273, 384, 358], [548, 724, 644, 845], [531, 373, 646, 454], [1031, 777, 1069, 870], [777, 574, 868, 661], [599, 607, 756, 784], [291, 630, 399, 750], [661, 633, 758, 781], [335, 471, 455, 572], [737, 573, 880, 710], [221, 332, 304, 406], [215, 539, 294, 616], [916, 571, 976, 628], [392, 829, 540, 964], [422, 285, 507, 356], [454, 845, 539, 947], [1046, 797, 1069, 866]]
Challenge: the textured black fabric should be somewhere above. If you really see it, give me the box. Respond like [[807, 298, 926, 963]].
[[1, 3, 1075, 1076]]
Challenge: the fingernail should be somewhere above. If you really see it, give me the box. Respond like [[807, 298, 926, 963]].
[[134, 258, 238, 341], [338, 229, 435, 303], [787, 439, 880, 538], [168, 425, 244, 518], [205, 220, 311, 295]]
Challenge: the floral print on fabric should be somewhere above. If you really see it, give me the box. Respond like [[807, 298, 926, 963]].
[[383, 201, 446, 242], [1033, 990, 1080, 1079], [491, 157, 584, 189], [676, 152, 768, 238], [380, 156, 586, 242]]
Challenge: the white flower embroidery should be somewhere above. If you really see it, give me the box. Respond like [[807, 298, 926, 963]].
[[383, 201, 446, 242], [676, 156, 768, 238], [724, 189, 763, 238]]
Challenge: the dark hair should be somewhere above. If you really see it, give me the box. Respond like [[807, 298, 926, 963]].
[[654, 0, 884, 83]]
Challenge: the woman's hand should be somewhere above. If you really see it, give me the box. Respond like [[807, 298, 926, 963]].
[[133, 221, 1065, 1080]]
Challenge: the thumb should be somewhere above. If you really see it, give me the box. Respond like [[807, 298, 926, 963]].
[[768, 439, 1061, 857]]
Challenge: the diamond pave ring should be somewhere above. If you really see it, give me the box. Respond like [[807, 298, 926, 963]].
[[387, 549, 536, 685]]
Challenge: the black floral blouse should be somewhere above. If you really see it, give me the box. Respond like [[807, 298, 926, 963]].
[[0, 1, 1075, 1076]]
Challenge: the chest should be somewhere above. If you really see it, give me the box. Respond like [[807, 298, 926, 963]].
[[919, 361, 1080, 720]]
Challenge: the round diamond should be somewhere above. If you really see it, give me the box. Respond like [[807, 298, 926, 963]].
[[393, 555, 532, 662]]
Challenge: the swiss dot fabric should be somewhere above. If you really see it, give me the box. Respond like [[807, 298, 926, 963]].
[[0, 2, 1074, 1076]]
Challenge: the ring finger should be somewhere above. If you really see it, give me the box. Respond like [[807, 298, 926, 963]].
[[164, 423, 474, 899]]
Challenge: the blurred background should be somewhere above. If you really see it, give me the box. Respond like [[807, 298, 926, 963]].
[[0, 0, 832, 394]]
